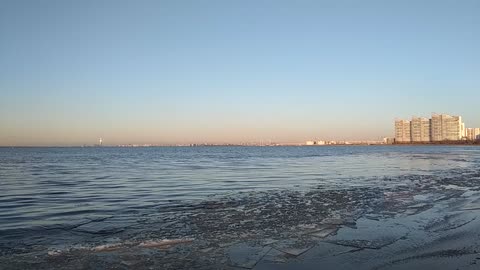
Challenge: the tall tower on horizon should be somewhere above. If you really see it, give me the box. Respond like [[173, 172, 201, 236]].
[[99, 138, 103, 146]]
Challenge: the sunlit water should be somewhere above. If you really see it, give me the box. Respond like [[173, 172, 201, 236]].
[[0, 146, 480, 229], [0, 146, 479, 243]]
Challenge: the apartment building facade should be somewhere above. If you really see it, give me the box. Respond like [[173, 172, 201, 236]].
[[466, 128, 480, 141], [395, 113, 466, 143], [395, 120, 412, 143], [431, 114, 464, 141], [411, 117, 431, 142]]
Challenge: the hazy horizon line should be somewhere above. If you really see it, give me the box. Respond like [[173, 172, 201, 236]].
[[0, 139, 391, 147]]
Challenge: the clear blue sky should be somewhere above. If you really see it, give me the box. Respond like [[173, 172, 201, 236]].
[[1, 0, 479, 146]]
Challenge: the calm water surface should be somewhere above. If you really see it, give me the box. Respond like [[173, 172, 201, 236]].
[[0, 146, 478, 232]]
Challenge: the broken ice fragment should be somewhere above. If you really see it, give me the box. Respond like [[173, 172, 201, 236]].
[[47, 250, 62, 256], [138, 238, 193, 249], [92, 243, 124, 252], [309, 227, 338, 238], [227, 243, 271, 269], [273, 240, 315, 257]]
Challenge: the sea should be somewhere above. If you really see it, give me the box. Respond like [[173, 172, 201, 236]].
[[1, 145, 479, 263]]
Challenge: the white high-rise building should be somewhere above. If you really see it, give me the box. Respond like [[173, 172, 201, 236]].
[[466, 128, 480, 141], [395, 113, 466, 143], [395, 120, 411, 143], [431, 114, 465, 141], [411, 117, 431, 142]]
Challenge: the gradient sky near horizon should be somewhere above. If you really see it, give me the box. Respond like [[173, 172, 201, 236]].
[[1, 0, 479, 146]]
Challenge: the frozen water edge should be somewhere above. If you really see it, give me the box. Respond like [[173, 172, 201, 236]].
[[2, 170, 480, 269]]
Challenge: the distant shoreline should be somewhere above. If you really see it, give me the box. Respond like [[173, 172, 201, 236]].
[[1, 143, 480, 148]]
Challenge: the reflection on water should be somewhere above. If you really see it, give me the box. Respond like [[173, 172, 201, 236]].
[[0, 146, 478, 232]]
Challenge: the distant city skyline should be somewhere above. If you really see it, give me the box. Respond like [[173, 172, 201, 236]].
[[1, 1, 480, 146], [394, 113, 479, 143]]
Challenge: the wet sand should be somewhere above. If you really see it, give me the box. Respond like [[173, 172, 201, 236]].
[[2, 170, 480, 269]]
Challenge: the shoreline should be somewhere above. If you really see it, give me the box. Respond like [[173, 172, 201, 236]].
[[1, 143, 480, 148]]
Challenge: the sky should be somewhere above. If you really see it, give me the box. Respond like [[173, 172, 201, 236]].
[[1, 0, 479, 146]]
